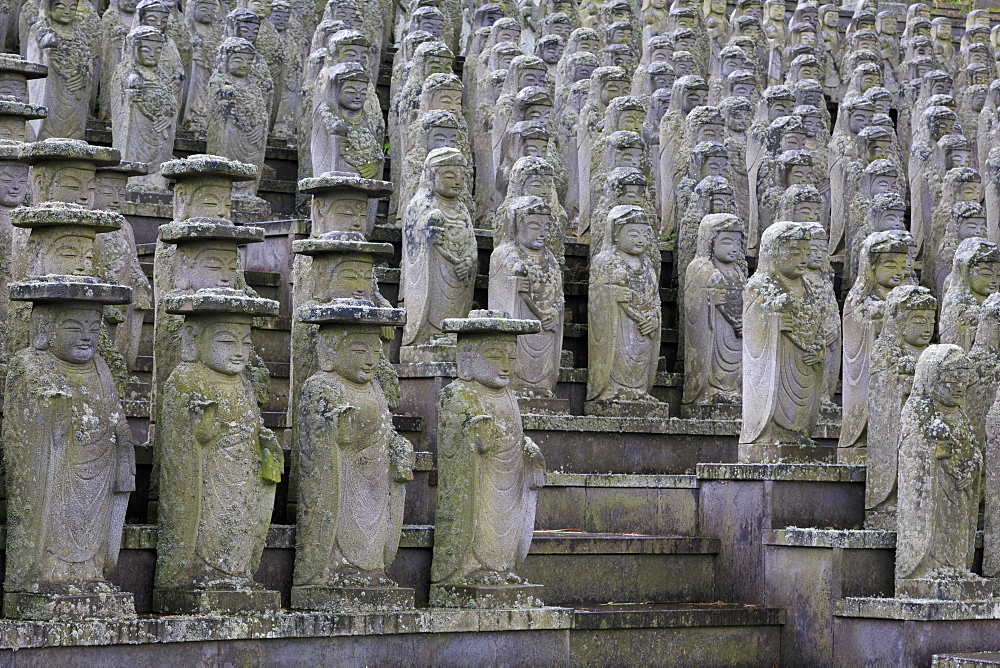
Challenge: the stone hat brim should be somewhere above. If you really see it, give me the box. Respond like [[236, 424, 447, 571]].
[[158, 221, 265, 245], [0, 100, 47, 120], [18, 139, 120, 167], [97, 160, 148, 177], [292, 237, 395, 256], [9, 278, 132, 305], [442, 315, 542, 335], [163, 290, 279, 317], [297, 299, 406, 326], [0, 56, 48, 79], [12, 205, 125, 232], [298, 174, 394, 198], [161, 155, 258, 182]]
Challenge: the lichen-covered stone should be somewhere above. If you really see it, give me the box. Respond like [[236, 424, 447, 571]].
[[940, 237, 1000, 352]]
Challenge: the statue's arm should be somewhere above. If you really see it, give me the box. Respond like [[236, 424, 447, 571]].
[[115, 417, 136, 493]]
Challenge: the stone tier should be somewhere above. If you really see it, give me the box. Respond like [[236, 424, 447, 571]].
[[936, 653, 1000, 666]]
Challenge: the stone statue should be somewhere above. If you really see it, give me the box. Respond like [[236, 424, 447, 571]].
[[0, 158, 29, 370], [110, 26, 179, 193], [3, 286, 137, 621], [206, 37, 271, 201], [400, 147, 477, 362], [940, 237, 1000, 352], [26, 0, 93, 140], [895, 344, 990, 601], [865, 285, 937, 530], [839, 232, 910, 462], [99, 0, 139, 122], [132, 0, 185, 107], [153, 295, 283, 614], [801, 221, 841, 410], [936, 201, 988, 298], [967, 293, 1000, 450], [311, 61, 383, 179], [430, 310, 546, 608], [291, 300, 415, 612], [180, 0, 223, 131], [979, 302, 1000, 579], [586, 205, 665, 416], [741, 221, 827, 462], [682, 213, 746, 415], [488, 196, 565, 399]]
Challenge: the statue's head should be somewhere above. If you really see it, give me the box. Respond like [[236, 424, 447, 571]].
[[0, 162, 28, 209], [778, 150, 813, 187], [226, 7, 261, 41], [328, 61, 369, 112], [761, 85, 794, 121], [191, 0, 218, 23], [800, 221, 829, 271], [885, 285, 936, 349], [246, 0, 270, 20], [330, 29, 371, 68], [128, 25, 166, 68], [45, 231, 96, 276], [696, 213, 743, 264], [780, 183, 822, 222], [422, 110, 459, 151], [31, 302, 103, 364], [269, 0, 291, 29], [411, 5, 444, 36], [861, 232, 909, 292], [672, 74, 708, 113], [218, 37, 256, 78], [868, 192, 906, 232], [952, 237, 1000, 300], [720, 95, 752, 132], [951, 201, 987, 243], [317, 324, 381, 381], [136, 0, 169, 28], [609, 204, 652, 256], [759, 221, 810, 279], [317, 254, 373, 301], [46, 0, 78, 24], [913, 344, 970, 407], [457, 333, 517, 388], [423, 147, 466, 198], [517, 85, 553, 125], [862, 159, 897, 196], [182, 314, 254, 375], [536, 34, 565, 65], [509, 195, 550, 251]]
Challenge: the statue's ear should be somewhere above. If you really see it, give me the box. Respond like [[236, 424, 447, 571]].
[[180, 322, 202, 363]]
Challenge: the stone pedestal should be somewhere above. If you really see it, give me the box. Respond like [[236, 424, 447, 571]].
[[517, 396, 570, 415], [896, 577, 994, 601], [151, 588, 282, 615], [679, 403, 741, 420], [429, 583, 545, 609], [3, 591, 137, 622], [290, 585, 416, 612], [697, 463, 866, 604], [400, 341, 458, 364], [584, 399, 671, 419], [738, 441, 837, 464]]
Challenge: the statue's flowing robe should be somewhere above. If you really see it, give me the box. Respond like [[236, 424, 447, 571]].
[[27, 19, 91, 140], [3, 349, 133, 591], [683, 257, 744, 405], [293, 371, 409, 585], [866, 346, 916, 521], [740, 274, 825, 444], [110, 65, 178, 179], [488, 241, 564, 394], [155, 362, 275, 588], [839, 296, 884, 450], [431, 380, 542, 584], [896, 396, 980, 581]]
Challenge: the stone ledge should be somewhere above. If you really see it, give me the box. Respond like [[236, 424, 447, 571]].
[[696, 462, 866, 482], [765, 528, 895, 549], [570, 603, 785, 630], [835, 598, 1000, 621], [934, 652, 1000, 666], [529, 532, 719, 555], [544, 472, 699, 489], [524, 415, 739, 435], [0, 606, 573, 651], [395, 364, 685, 389]]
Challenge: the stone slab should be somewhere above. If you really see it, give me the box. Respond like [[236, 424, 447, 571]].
[[3, 592, 137, 622], [518, 396, 571, 415], [429, 583, 546, 609], [896, 578, 994, 601], [679, 403, 741, 420], [738, 441, 836, 464], [697, 462, 866, 482], [152, 588, 282, 616], [935, 653, 1000, 666], [289, 585, 415, 612], [584, 399, 671, 419]]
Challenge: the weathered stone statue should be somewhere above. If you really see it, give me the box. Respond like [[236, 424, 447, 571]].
[[400, 147, 476, 362], [488, 196, 565, 400], [180, 0, 223, 131], [2, 288, 137, 621], [682, 213, 746, 416], [291, 299, 415, 612], [311, 61, 383, 179], [839, 232, 910, 462], [936, 201, 988, 298], [153, 291, 282, 615], [866, 285, 937, 531], [587, 205, 665, 417], [0, 157, 30, 372], [430, 309, 546, 608], [940, 237, 1000, 352], [110, 26, 178, 193], [99, 0, 139, 122], [741, 221, 827, 463], [26, 0, 93, 140], [801, 221, 841, 410], [895, 344, 990, 601], [967, 293, 1000, 450]]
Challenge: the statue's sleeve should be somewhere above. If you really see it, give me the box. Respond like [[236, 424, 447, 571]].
[[292, 376, 342, 586], [894, 400, 937, 580], [840, 302, 874, 448], [682, 258, 715, 404], [740, 279, 781, 444], [487, 244, 522, 316], [430, 383, 481, 584], [401, 202, 432, 346], [586, 254, 621, 401]]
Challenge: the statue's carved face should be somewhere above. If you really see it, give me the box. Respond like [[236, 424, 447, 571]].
[[331, 5, 359, 26], [95, 176, 127, 212], [466, 338, 515, 388], [198, 321, 253, 375], [227, 51, 253, 78], [704, 155, 728, 177], [519, 67, 546, 89], [600, 79, 629, 105], [901, 309, 935, 348], [614, 145, 642, 168], [325, 257, 372, 299], [876, 207, 905, 231], [622, 182, 645, 200], [870, 174, 896, 195], [194, 246, 238, 288], [49, 234, 95, 276], [48, 0, 77, 24], [427, 126, 457, 150], [339, 44, 368, 68], [516, 213, 549, 250], [322, 329, 380, 381], [498, 28, 521, 44], [426, 56, 451, 75], [933, 23, 951, 40], [873, 252, 908, 290], [247, 0, 267, 17], [959, 181, 982, 201], [433, 165, 465, 197], [47, 306, 102, 364], [781, 130, 806, 151], [0, 164, 28, 208], [682, 88, 706, 112], [314, 196, 366, 232], [540, 41, 563, 64], [710, 0, 725, 12], [959, 216, 986, 240], [806, 236, 828, 269], [930, 80, 950, 97], [431, 87, 462, 113], [0, 77, 26, 100], [774, 238, 809, 279], [822, 9, 837, 28], [793, 200, 820, 222], [769, 99, 792, 121], [673, 58, 694, 76], [269, 3, 289, 25], [947, 148, 972, 169], [524, 174, 548, 197], [337, 79, 367, 111], [799, 90, 822, 107], [137, 38, 164, 67], [193, 0, 216, 22], [726, 108, 750, 131], [651, 73, 673, 91], [49, 166, 95, 206], [607, 29, 632, 49], [696, 121, 722, 142], [731, 82, 753, 99], [233, 19, 260, 41], [849, 108, 871, 133], [870, 97, 890, 114], [140, 6, 168, 28], [798, 65, 819, 81], [787, 164, 811, 185], [712, 230, 742, 263], [709, 192, 733, 212], [616, 221, 652, 255], [522, 137, 547, 157], [969, 260, 1000, 298], [936, 369, 969, 407], [865, 138, 888, 162], [417, 15, 442, 35], [801, 114, 820, 137], [619, 109, 644, 133], [184, 183, 229, 219], [523, 102, 551, 125], [799, 29, 817, 46]]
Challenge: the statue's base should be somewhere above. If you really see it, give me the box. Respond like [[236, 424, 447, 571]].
[[290, 585, 415, 612], [429, 583, 545, 609], [152, 587, 281, 615], [517, 396, 570, 415], [3, 590, 137, 621], [738, 441, 835, 464], [837, 445, 867, 465], [680, 403, 741, 420], [584, 399, 670, 419], [896, 577, 994, 601], [864, 508, 896, 531], [400, 343, 456, 363]]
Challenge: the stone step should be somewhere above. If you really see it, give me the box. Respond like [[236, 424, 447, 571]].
[[935, 653, 1000, 666], [568, 603, 785, 666]]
